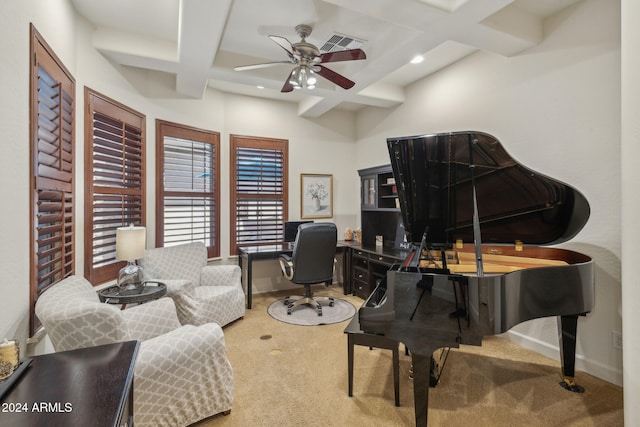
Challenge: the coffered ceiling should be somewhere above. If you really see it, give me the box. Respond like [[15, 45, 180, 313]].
[[71, 0, 581, 117]]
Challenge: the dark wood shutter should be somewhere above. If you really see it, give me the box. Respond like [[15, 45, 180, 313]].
[[230, 135, 288, 254], [85, 89, 145, 285], [30, 25, 76, 335], [156, 120, 220, 258]]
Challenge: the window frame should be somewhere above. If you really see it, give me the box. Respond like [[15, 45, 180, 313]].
[[84, 88, 146, 285], [155, 120, 220, 258], [230, 135, 288, 255], [29, 24, 76, 336]]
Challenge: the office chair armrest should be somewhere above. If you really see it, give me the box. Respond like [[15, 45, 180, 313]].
[[278, 254, 294, 280]]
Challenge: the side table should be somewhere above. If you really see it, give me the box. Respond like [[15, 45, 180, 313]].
[[99, 281, 167, 309], [0, 341, 139, 427]]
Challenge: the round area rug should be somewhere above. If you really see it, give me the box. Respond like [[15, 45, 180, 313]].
[[267, 298, 356, 326]]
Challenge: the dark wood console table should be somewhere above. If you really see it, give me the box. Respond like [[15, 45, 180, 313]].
[[0, 341, 139, 427]]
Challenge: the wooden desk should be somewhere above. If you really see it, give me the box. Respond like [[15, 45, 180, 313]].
[[0, 341, 139, 427], [238, 243, 350, 309]]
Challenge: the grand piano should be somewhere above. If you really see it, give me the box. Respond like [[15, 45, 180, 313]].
[[358, 131, 594, 426]]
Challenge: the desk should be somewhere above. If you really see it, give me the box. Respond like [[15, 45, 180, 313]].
[[238, 243, 350, 309], [0, 341, 139, 427]]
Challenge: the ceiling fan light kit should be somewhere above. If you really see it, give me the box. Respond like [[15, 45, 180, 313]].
[[234, 24, 366, 93]]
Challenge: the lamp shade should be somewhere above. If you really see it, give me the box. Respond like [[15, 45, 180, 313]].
[[115, 225, 146, 261]]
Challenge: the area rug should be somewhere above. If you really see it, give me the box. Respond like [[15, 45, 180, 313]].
[[267, 298, 356, 326]]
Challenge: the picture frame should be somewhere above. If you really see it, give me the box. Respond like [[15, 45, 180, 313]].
[[300, 174, 333, 219]]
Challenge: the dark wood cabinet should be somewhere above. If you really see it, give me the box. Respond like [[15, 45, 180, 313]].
[[348, 165, 408, 299], [358, 164, 399, 211], [0, 341, 138, 427], [347, 245, 408, 299], [358, 165, 403, 249]]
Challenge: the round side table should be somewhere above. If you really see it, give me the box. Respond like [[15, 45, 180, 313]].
[[98, 281, 167, 309]]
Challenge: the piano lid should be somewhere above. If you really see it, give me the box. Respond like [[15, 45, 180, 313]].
[[387, 131, 590, 247]]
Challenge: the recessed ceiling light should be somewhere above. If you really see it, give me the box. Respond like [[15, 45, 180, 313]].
[[410, 55, 424, 64], [257, 85, 264, 89]]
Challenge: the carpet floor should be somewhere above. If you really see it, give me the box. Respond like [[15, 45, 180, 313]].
[[194, 286, 623, 427]]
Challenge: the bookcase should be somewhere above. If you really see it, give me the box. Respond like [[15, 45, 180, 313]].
[[359, 164, 399, 211], [358, 165, 402, 248]]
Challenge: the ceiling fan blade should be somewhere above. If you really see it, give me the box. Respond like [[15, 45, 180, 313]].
[[315, 65, 355, 89], [317, 49, 366, 63], [281, 69, 295, 92], [269, 35, 296, 61], [234, 61, 293, 71]]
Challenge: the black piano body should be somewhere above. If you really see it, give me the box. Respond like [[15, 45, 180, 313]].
[[357, 131, 594, 426]]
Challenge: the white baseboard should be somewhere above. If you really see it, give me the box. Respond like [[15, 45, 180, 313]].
[[504, 330, 623, 387]]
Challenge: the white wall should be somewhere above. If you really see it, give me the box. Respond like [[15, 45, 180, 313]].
[[356, 0, 622, 386], [0, 0, 80, 357], [621, 0, 639, 422], [0, 0, 358, 351]]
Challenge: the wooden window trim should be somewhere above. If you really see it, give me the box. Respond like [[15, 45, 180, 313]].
[[230, 135, 288, 255], [84, 88, 145, 285], [156, 120, 220, 258], [29, 24, 76, 336]]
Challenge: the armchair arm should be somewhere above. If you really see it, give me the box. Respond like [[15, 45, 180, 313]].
[[200, 264, 242, 289], [122, 297, 182, 341]]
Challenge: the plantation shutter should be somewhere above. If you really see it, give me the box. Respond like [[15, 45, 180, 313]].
[[85, 89, 145, 285], [156, 121, 220, 258], [30, 25, 76, 335], [230, 136, 288, 254]]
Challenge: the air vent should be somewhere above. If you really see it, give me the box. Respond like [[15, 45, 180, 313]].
[[320, 33, 365, 53]]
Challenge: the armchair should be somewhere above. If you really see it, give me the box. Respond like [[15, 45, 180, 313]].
[[139, 242, 245, 327], [35, 275, 234, 427]]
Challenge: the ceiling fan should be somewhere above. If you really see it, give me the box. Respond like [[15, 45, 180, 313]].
[[234, 24, 366, 92]]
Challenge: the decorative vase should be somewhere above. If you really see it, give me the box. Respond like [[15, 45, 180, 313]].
[[313, 197, 321, 211]]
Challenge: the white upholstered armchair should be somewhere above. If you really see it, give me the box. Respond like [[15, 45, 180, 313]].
[[139, 242, 245, 327], [35, 275, 234, 427]]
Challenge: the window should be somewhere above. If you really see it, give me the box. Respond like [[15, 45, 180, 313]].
[[230, 135, 288, 255], [156, 120, 220, 258], [29, 25, 76, 336], [84, 88, 145, 285]]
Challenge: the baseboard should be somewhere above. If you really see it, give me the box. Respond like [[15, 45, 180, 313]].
[[504, 330, 623, 387]]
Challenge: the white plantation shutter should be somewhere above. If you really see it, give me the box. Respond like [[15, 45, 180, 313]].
[[230, 136, 288, 254]]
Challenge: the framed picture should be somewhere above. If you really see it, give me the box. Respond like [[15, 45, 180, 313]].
[[301, 174, 333, 219]]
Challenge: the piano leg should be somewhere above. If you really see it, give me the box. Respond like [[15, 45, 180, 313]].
[[558, 314, 585, 393], [411, 353, 431, 426]]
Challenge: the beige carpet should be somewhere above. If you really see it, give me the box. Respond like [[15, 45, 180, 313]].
[[195, 286, 623, 427]]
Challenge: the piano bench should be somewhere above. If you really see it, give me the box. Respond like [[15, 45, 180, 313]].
[[345, 320, 400, 406]]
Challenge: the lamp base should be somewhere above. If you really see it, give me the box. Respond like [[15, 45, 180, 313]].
[[118, 262, 144, 291]]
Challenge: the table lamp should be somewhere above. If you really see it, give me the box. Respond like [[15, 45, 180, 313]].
[[116, 224, 146, 290]]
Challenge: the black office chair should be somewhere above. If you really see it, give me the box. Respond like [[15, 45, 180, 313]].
[[278, 222, 337, 316]]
